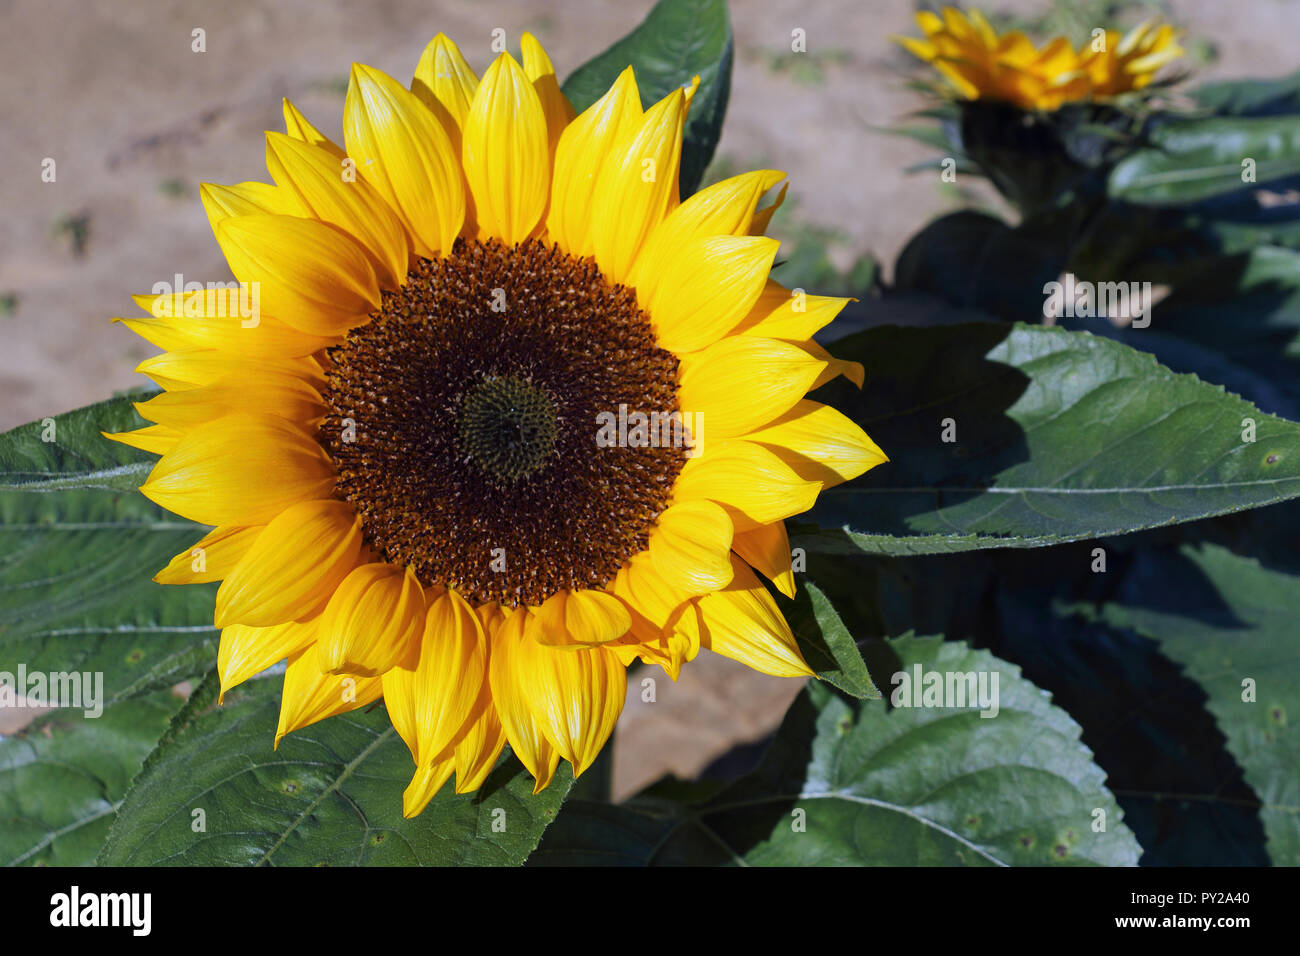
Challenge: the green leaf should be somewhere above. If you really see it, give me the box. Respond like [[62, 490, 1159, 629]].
[[1065, 193, 1300, 287], [1154, 246, 1300, 412], [561, 0, 731, 197], [533, 636, 1139, 865], [779, 581, 880, 699], [989, 578, 1271, 866], [1059, 315, 1300, 421], [1098, 543, 1300, 865], [0, 691, 184, 866], [1109, 115, 1300, 204], [0, 396, 217, 703], [1192, 72, 1300, 118], [792, 541, 1277, 865], [526, 798, 682, 866], [98, 674, 572, 866], [797, 323, 1300, 555]]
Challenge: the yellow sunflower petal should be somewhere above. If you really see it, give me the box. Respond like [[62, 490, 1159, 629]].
[[282, 98, 345, 156], [133, 373, 324, 430], [1126, 43, 1182, 75], [804, 339, 866, 389], [646, 235, 779, 352], [1116, 19, 1154, 58], [966, 7, 1000, 47], [200, 181, 305, 234], [732, 279, 851, 341], [345, 62, 466, 258], [265, 131, 411, 287], [533, 588, 632, 647], [677, 335, 827, 438], [663, 601, 704, 677], [141, 415, 336, 526], [748, 182, 788, 236], [102, 423, 182, 456], [606, 610, 695, 681], [487, 607, 561, 791], [612, 552, 697, 627], [731, 521, 797, 599], [274, 648, 383, 746], [546, 66, 641, 256], [402, 760, 456, 818], [673, 439, 823, 532], [214, 213, 380, 336], [155, 524, 263, 585], [214, 499, 362, 627], [520, 31, 575, 158], [697, 555, 813, 677], [134, 351, 323, 392], [588, 86, 685, 283], [384, 587, 486, 766], [316, 564, 426, 677], [522, 641, 627, 777], [453, 697, 508, 793], [411, 32, 479, 137], [461, 52, 551, 244], [744, 399, 887, 488], [116, 309, 338, 360], [381, 641, 421, 762], [895, 35, 939, 63], [217, 618, 317, 703], [630, 169, 785, 297], [475, 600, 507, 634], [648, 498, 735, 593], [942, 7, 977, 42], [916, 10, 945, 36]]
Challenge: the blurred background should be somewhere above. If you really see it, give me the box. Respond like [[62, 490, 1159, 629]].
[[2, 0, 1296, 797]]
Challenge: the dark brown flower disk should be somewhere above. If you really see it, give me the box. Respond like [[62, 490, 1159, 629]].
[[321, 238, 686, 607]]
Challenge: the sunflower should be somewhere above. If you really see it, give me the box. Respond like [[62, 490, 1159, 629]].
[[896, 7, 1183, 111], [1078, 21, 1184, 99], [108, 31, 885, 816]]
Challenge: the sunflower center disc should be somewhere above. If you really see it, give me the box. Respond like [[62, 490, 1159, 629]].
[[321, 238, 687, 608], [456, 374, 559, 482]]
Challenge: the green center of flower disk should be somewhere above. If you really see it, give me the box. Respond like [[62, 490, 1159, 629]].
[[321, 238, 687, 608], [456, 374, 559, 482]]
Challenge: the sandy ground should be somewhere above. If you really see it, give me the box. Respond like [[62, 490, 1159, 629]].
[[2, 0, 1297, 798]]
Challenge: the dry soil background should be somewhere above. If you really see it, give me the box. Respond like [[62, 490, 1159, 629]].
[[1, 0, 1296, 797]]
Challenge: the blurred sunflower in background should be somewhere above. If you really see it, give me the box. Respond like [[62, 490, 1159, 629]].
[[108, 32, 885, 816], [896, 6, 1184, 111]]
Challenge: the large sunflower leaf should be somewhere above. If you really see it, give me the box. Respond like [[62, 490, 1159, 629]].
[[793, 323, 1300, 555], [0, 395, 217, 703], [0, 691, 183, 866], [1192, 72, 1300, 118], [1151, 246, 1300, 412], [1096, 542, 1300, 865], [1108, 114, 1300, 204], [561, 0, 732, 197], [757, 540, 1279, 866], [98, 674, 572, 866], [532, 635, 1138, 865], [1058, 316, 1300, 421]]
